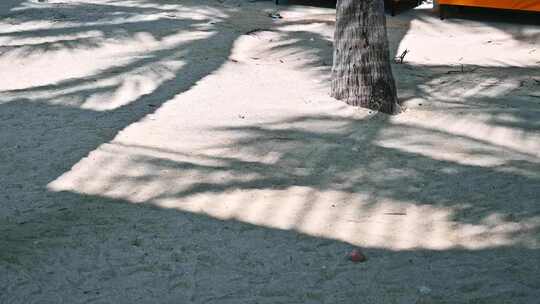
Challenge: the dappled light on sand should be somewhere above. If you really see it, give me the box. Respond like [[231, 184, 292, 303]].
[[48, 111, 540, 251], [2, 0, 540, 302]]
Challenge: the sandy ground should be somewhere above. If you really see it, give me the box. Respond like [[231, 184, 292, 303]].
[[1, 0, 539, 303]]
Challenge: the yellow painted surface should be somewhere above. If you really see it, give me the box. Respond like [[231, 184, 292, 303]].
[[439, 0, 540, 12]]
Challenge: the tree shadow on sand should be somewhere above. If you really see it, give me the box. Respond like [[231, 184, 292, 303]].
[[1, 1, 540, 303]]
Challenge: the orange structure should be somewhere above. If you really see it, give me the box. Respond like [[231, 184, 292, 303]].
[[438, 0, 540, 12]]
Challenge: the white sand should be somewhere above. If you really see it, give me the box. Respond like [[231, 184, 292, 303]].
[[1, 0, 539, 303]]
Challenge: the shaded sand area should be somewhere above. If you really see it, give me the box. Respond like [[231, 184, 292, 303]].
[[1, 0, 539, 303]]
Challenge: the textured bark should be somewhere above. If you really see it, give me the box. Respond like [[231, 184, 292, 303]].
[[331, 0, 403, 115]]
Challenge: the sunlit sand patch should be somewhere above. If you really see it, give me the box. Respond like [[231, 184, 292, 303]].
[[48, 140, 539, 251], [398, 13, 540, 66], [3, 0, 540, 302], [387, 113, 540, 160]]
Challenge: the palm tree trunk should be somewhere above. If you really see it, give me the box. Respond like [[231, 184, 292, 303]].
[[331, 0, 403, 115]]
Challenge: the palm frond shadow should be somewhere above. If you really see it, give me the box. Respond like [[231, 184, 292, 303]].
[[0, 1, 252, 202], [1, 1, 540, 302]]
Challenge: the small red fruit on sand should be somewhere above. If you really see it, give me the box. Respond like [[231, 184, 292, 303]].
[[348, 249, 367, 263]]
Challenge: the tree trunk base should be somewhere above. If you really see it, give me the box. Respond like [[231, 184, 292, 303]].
[[331, 0, 403, 115], [331, 92, 404, 115]]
